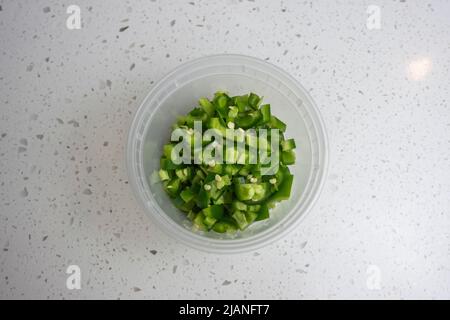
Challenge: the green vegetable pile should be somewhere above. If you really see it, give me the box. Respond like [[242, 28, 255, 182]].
[[156, 91, 296, 234]]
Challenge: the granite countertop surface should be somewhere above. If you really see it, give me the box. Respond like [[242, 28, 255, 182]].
[[1, 0, 449, 299]]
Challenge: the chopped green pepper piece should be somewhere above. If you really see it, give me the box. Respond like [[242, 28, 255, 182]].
[[232, 200, 247, 211], [247, 204, 261, 212], [234, 95, 248, 112], [269, 174, 293, 203], [259, 104, 271, 124], [281, 150, 296, 165], [224, 164, 241, 176], [186, 108, 208, 126], [175, 197, 195, 213], [158, 169, 170, 181], [165, 178, 181, 198], [216, 95, 228, 109], [187, 210, 196, 221], [232, 210, 248, 230], [235, 111, 261, 129], [180, 188, 195, 203], [199, 97, 215, 116], [248, 93, 261, 109], [245, 211, 258, 224], [202, 204, 224, 219], [227, 106, 239, 119], [163, 144, 174, 159], [206, 117, 227, 136], [281, 138, 296, 151], [270, 115, 287, 132], [160, 158, 181, 170], [213, 220, 238, 233], [196, 188, 210, 208], [234, 184, 255, 201], [175, 167, 192, 182], [256, 203, 270, 221], [193, 212, 207, 230]]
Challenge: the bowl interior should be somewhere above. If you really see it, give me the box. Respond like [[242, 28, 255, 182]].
[[138, 66, 316, 241]]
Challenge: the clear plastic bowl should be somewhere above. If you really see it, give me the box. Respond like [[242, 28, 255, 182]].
[[126, 54, 328, 253]]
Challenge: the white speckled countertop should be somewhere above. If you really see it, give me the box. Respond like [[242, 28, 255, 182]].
[[1, 0, 449, 299]]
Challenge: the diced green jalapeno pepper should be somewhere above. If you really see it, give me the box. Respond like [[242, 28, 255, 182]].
[[235, 111, 261, 129], [259, 104, 271, 124], [199, 97, 215, 116], [202, 204, 224, 219], [180, 188, 194, 203], [232, 210, 248, 230], [281, 150, 296, 165], [245, 211, 258, 224], [270, 115, 287, 132], [156, 91, 296, 234], [281, 138, 296, 151], [248, 93, 261, 109], [164, 178, 181, 198], [213, 219, 238, 233], [196, 188, 210, 208], [158, 169, 170, 181], [269, 174, 293, 203], [256, 203, 270, 221]]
